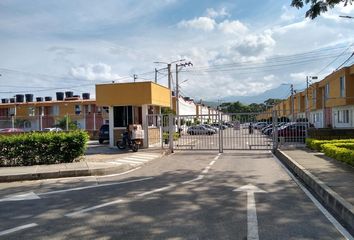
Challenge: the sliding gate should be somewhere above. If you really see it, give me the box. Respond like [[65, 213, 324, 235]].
[[146, 112, 276, 152]]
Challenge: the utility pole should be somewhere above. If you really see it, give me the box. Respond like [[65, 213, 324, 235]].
[[291, 84, 295, 121], [154, 68, 158, 83], [154, 59, 186, 111], [175, 61, 193, 130], [306, 76, 318, 121], [167, 64, 172, 109], [133, 74, 137, 82]]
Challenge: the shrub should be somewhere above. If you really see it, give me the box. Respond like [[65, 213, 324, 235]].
[[0, 131, 89, 167], [306, 138, 354, 151], [321, 143, 354, 167], [163, 132, 180, 141]]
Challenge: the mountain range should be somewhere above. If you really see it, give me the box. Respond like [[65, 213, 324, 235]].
[[204, 84, 300, 107]]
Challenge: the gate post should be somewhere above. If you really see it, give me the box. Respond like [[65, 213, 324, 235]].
[[168, 113, 174, 153], [219, 112, 223, 153], [272, 110, 278, 152]]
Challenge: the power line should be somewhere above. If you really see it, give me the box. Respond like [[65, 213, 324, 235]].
[[186, 45, 349, 71], [316, 43, 354, 75], [335, 51, 354, 70]]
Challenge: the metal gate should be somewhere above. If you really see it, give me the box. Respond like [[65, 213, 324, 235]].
[[146, 111, 307, 152]]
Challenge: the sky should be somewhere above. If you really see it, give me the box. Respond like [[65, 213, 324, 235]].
[[0, 0, 354, 102]]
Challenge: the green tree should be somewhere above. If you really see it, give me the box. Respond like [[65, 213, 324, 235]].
[[291, 0, 352, 19], [56, 116, 78, 130]]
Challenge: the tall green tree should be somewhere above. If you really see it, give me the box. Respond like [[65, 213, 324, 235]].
[[291, 0, 352, 19]]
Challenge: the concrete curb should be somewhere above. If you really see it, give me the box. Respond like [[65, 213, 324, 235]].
[[0, 165, 133, 183], [274, 149, 354, 235], [0, 150, 168, 183]]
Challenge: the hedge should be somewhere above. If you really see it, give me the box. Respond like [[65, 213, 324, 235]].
[[321, 143, 354, 167], [0, 131, 89, 167], [306, 138, 354, 151]]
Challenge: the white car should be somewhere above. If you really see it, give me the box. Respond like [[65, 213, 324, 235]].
[[43, 127, 63, 132]]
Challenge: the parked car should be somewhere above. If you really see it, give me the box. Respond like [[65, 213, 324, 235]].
[[98, 124, 109, 144], [277, 122, 309, 141], [253, 122, 268, 129], [0, 128, 24, 133], [201, 124, 218, 132], [43, 127, 63, 132], [187, 126, 216, 135], [210, 123, 227, 130]]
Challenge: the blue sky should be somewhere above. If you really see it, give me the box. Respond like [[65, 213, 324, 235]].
[[0, 0, 353, 101]]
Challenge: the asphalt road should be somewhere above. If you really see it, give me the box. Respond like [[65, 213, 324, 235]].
[[0, 151, 349, 239]]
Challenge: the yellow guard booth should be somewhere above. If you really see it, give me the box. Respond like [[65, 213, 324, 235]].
[[96, 82, 171, 148]]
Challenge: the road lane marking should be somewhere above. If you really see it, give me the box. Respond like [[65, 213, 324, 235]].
[[38, 177, 153, 196], [182, 175, 204, 184], [201, 166, 211, 174], [97, 167, 141, 178], [113, 159, 143, 164], [0, 223, 38, 236], [209, 160, 216, 166], [0, 177, 153, 202], [66, 184, 176, 217], [108, 161, 123, 165], [136, 184, 176, 197], [123, 157, 150, 162], [0, 192, 40, 202], [272, 153, 354, 240], [66, 199, 124, 217], [234, 184, 266, 240]]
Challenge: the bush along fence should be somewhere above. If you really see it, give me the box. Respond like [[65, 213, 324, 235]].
[[0, 131, 89, 167], [306, 138, 354, 167]]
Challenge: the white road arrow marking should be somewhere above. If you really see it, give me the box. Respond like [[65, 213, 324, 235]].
[[0, 192, 40, 202], [234, 184, 266, 240], [0, 177, 153, 202]]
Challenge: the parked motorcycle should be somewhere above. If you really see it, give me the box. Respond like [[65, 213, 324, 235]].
[[116, 131, 141, 152]]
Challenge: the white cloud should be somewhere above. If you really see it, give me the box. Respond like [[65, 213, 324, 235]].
[[70, 63, 120, 81], [218, 20, 248, 34], [206, 8, 230, 18], [178, 17, 216, 31], [280, 6, 296, 21]]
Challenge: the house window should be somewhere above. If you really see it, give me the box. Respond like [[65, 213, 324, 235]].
[[28, 107, 35, 116], [298, 97, 301, 111], [52, 106, 59, 116], [325, 83, 330, 99], [338, 110, 349, 123], [340, 76, 345, 97], [114, 106, 133, 128], [75, 105, 81, 115], [312, 89, 316, 107]]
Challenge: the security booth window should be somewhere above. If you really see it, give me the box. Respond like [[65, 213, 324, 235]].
[[114, 106, 133, 127]]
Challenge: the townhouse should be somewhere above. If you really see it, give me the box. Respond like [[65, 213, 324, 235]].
[[262, 63, 354, 129], [0, 92, 108, 131]]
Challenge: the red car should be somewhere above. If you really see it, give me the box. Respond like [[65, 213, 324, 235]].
[[0, 128, 25, 133]]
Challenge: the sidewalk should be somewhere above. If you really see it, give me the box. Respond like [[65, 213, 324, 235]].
[[275, 148, 354, 235], [0, 146, 166, 183]]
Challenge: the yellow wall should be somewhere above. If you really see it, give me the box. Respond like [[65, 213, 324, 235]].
[[96, 82, 170, 107], [0, 100, 98, 118], [319, 66, 353, 107]]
